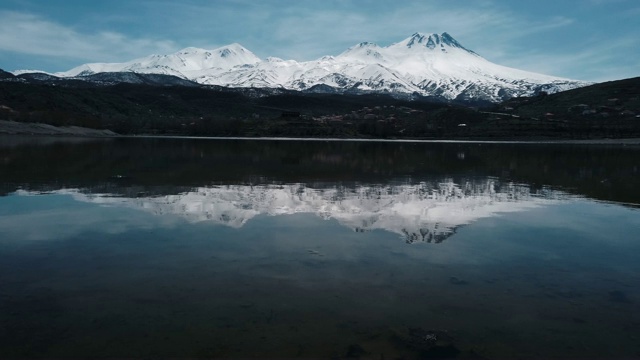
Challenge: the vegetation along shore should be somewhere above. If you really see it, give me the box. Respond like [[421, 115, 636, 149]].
[[1, 68, 638, 140]]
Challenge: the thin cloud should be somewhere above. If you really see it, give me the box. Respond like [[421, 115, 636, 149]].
[[0, 10, 178, 63], [500, 36, 640, 81], [587, 0, 630, 5]]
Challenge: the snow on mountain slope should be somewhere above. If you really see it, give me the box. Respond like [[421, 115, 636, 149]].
[[19, 32, 589, 102], [55, 43, 261, 79]]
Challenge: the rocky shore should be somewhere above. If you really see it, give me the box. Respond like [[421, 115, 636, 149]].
[[0, 120, 117, 137]]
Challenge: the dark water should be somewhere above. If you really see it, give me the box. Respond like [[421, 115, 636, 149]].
[[1, 136, 639, 358]]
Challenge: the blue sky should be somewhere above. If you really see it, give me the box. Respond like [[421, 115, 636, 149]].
[[0, 0, 638, 82]]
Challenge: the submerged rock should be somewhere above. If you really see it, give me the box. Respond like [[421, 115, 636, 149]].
[[608, 290, 632, 303], [395, 327, 461, 358], [449, 276, 469, 285], [345, 343, 367, 358]]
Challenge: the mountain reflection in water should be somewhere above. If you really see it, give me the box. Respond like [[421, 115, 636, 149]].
[[1, 137, 640, 358], [1, 136, 638, 206], [24, 178, 567, 244]]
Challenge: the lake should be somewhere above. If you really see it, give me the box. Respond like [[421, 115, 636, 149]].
[[0, 136, 639, 358]]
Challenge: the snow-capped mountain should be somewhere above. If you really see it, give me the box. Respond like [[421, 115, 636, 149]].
[[53, 43, 261, 79], [24, 179, 569, 244], [17, 32, 589, 102]]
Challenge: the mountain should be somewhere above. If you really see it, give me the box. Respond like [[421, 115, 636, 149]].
[[2, 72, 638, 139], [77, 72, 201, 86], [502, 76, 640, 120], [0, 68, 15, 79], [14, 32, 589, 102], [54, 43, 262, 79]]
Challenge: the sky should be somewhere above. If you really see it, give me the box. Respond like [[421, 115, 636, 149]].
[[0, 0, 638, 82]]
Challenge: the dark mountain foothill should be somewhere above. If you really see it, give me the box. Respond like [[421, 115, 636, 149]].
[[0, 68, 15, 79], [1, 67, 639, 139]]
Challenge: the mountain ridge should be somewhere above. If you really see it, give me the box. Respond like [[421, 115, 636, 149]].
[[13, 32, 589, 103]]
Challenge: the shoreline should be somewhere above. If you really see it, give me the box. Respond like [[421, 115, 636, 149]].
[[118, 134, 640, 145], [2, 120, 640, 145], [0, 119, 117, 137]]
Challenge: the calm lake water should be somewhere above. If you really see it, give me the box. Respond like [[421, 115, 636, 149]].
[[0, 136, 639, 358]]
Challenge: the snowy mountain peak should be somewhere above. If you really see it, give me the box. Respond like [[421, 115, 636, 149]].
[[212, 43, 260, 61], [405, 32, 438, 48], [24, 32, 589, 103], [266, 56, 285, 62], [217, 43, 248, 53], [439, 32, 458, 45], [173, 43, 253, 58], [319, 55, 335, 61], [337, 41, 387, 63], [356, 41, 379, 48], [177, 46, 206, 55], [399, 32, 472, 52]]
